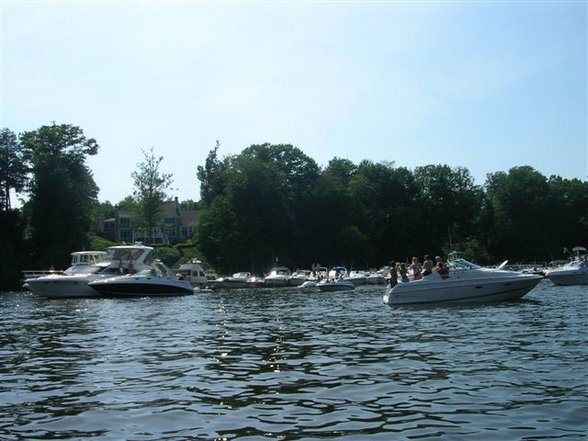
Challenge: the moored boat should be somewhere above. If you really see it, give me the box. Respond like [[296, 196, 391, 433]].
[[88, 259, 194, 297], [174, 258, 218, 288], [545, 247, 588, 286], [25, 244, 155, 298], [263, 266, 292, 287]]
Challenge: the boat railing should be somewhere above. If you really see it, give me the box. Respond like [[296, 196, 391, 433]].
[[22, 269, 65, 279]]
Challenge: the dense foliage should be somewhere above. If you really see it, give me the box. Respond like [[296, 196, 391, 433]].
[[196, 145, 588, 275], [1, 124, 586, 288]]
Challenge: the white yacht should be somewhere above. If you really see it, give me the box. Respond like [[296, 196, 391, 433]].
[[25, 244, 155, 298], [383, 257, 543, 305], [22, 250, 108, 286]]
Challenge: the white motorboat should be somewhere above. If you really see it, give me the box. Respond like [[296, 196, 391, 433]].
[[545, 247, 588, 286], [263, 266, 292, 287], [290, 269, 312, 286], [366, 268, 388, 285], [317, 277, 356, 292], [383, 258, 543, 305], [25, 244, 155, 298], [88, 259, 194, 297], [207, 272, 255, 289], [174, 258, 218, 288], [346, 269, 368, 286]]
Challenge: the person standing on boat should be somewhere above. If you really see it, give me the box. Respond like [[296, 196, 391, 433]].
[[399, 263, 410, 283], [388, 261, 398, 287], [409, 257, 422, 280]]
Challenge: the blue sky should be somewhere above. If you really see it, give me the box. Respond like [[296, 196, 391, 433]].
[[2, 1, 586, 204]]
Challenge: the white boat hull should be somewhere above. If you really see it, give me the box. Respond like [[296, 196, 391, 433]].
[[545, 269, 588, 286], [25, 275, 102, 298], [318, 280, 355, 292], [384, 272, 543, 305]]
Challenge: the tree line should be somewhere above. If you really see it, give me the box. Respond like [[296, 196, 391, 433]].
[[1, 123, 587, 289]]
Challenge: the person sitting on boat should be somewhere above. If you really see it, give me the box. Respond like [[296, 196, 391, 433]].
[[422, 255, 434, 276], [435, 261, 450, 279], [409, 257, 422, 280]]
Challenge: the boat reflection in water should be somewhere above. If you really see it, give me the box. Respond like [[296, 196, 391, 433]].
[[384, 257, 543, 305]]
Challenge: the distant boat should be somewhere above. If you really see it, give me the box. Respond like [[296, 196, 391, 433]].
[[207, 272, 255, 289], [346, 269, 368, 286], [263, 266, 292, 287], [174, 258, 218, 288], [545, 246, 588, 286], [317, 278, 356, 292]]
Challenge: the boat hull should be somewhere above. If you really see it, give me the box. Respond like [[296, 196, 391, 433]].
[[89, 277, 194, 297], [384, 275, 543, 305], [545, 270, 588, 286], [25, 275, 101, 298], [317, 281, 355, 292]]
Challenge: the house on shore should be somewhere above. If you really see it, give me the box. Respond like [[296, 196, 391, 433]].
[[96, 197, 198, 245]]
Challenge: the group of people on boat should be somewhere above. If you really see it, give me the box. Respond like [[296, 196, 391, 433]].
[[388, 254, 449, 287]]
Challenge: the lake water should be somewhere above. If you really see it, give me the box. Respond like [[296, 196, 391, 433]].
[[1, 280, 587, 440]]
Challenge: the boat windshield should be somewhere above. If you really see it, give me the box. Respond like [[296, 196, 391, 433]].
[[447, 258, 481, 271]]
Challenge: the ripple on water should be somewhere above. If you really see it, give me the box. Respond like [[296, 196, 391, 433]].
[[0, 282, 587, 440]]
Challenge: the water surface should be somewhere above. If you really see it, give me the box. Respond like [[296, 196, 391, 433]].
[[1, 280, 586, 440]]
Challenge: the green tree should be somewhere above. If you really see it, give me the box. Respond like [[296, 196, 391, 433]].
[[197, 141, 225, 208], [195, 143, 320, 274], [131, 147, 173, 244], [0, 128, 29, 211], [485, 166, 549, 261], [414, 164, 483, 256], [20, 123, 99, 269]]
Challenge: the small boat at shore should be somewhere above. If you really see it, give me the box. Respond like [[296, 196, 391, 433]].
[[384, 257, 543, 305]]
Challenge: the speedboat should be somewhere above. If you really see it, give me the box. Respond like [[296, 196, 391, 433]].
[[383, 258, 543, 305], [545, 247, 588, 286], [346, 269, 368, 286], [317, 277, 356, 292], [263, 266, 292, 287], [25, 244, 155, 298], [174, 258, 218, 288], [290, 269, 312, 286], [89, 260, 194, 297]]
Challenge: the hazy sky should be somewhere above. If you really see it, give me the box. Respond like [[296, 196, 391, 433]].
[[2, 0, 586, 204]]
